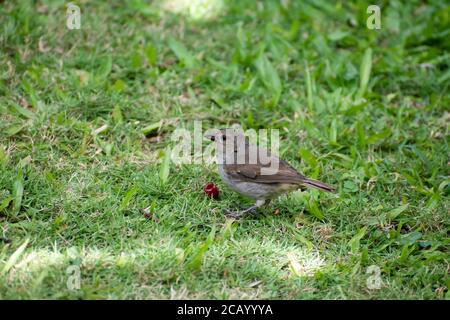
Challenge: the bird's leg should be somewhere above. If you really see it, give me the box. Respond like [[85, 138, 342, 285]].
[[225, 200, 266, 219]]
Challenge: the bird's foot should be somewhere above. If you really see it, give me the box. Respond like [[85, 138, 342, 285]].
[[224, 205, 258, 219], [224, 210, 242, 219]]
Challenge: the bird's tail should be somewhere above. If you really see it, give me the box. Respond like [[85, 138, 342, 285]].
[[301, 178, 336, 193]]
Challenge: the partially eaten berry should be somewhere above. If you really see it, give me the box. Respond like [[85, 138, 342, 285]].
[[204, 182, 219, 199]]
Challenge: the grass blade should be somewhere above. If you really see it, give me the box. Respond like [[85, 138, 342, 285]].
[[0, 196, 13, 211], [5, 124, 26, 137], [298, 148, 317, 168], [329, 118, 337, 145], [186, 226, 216, 271], [120, 187, 140, 210], [357, 48, 372, 98], [96, 55, 113, 79], [112, 105, 123, 124], [305, 197, 324, 220], [1, 238, 29, 275], [12, 169, 24, 215], [349, 227, 367, 254], [160, 147, 171, 185], [388, 204, 409, 220], [168, 37, 195, 68], [304, 60, 314, 111], [255, 54, 282, 106], [145, 43, 157, 66], [142, 121, 162, 136], [11, 103, 34, 119]]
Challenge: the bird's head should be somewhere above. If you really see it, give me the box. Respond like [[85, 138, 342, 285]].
[[205, 128, 252, 165], [204, 128, 242, 144]]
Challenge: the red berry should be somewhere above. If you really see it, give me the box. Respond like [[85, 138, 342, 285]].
[[204, 182, 219, 199]]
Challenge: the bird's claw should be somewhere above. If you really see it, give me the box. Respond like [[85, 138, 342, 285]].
[[224, 205, 258, 219], [224, 209, 242, 219]]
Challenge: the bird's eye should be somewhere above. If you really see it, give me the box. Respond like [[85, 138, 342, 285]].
[[222, 135, 226, 141], [210, 136, 215, 141]]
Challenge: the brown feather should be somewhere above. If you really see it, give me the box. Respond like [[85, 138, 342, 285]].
[[218, 128, 335, 193]]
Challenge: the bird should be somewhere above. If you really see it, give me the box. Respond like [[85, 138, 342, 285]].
[[205, 128, 335, 219]]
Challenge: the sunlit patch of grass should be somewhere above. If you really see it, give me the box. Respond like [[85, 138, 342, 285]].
[[160, 0, 225, 21], [287, 251, 325, 278]]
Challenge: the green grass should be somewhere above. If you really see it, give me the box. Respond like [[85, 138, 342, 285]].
[[0, 0, 449, 299]]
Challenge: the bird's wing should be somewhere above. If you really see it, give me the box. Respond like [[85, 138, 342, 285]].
[[236, 166, 258, 179], [222, 140, 306, 184], [227, 159, 306, 184]]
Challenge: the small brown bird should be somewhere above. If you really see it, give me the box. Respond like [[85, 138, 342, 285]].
[[205, 128, 335, 219]]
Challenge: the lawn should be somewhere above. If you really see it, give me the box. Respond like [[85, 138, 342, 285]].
[[0, 0, 449, 299]]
